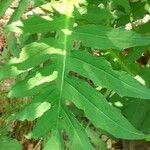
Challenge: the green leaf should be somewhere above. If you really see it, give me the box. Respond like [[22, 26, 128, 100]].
[[6, 33, 18, 57], [68, 51, 150, 99], [0, 38, 64, 80], [130, 0, 148, 20], [62, 108, 94, 150], [33, 0, 47, 7], [86, 127, 107, 150], [75, 6, 113, 24], [116, 15, 130, 27], [110, 94, 150, 134], [139, 67, 150, 86], [137, 20, 150, 34], [9, 64, 58, 98], [15, 101, 51, 121], [0, 137, 22, 150], [72, 25, 150, 50], [28, 91, 59, 138], [0, 0, 13, 17], [8, 0, 29, 24], [21, 16, 69, 33], [140, 112, 150, 134], [122, 98, 150, 134], [64, 77, 147, 139], [43, 130, 64, 150], [113, 0, 130, 13]]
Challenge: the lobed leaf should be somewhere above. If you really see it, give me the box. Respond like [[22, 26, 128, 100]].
[[21, 16, 71, 33], [16, 101, 51, 121], [68, 51, 150, 99], [0, 38, 64, 80], [72, 25, 150, 49], [63, 77, 147, 139]]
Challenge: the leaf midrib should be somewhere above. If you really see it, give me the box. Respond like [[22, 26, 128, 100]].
[[63, 110, 86, 149]]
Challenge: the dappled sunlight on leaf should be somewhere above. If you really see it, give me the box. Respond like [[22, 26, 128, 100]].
[[8, 64, 57, 98], [27, 71, 58, 89], [16, 101, 51, 121]]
